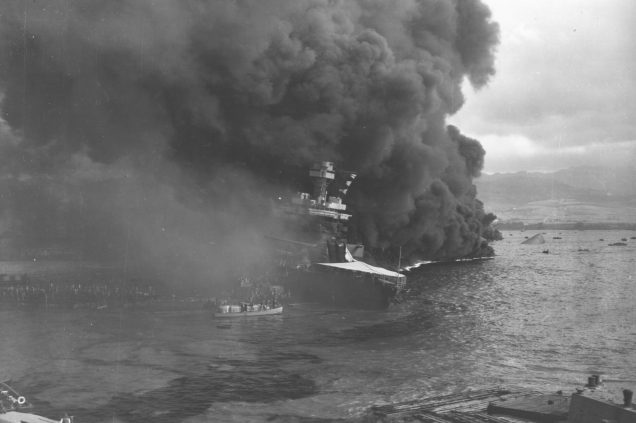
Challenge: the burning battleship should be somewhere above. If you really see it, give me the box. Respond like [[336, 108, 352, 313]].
[[268, 161, 406, 309], [0, 0, 501, 307]]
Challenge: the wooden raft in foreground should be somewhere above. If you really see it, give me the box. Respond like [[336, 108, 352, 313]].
[[369, 387, 563, 422]]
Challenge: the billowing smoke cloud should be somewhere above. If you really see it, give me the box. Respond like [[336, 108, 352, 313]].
[[0, 0, 499, 279]]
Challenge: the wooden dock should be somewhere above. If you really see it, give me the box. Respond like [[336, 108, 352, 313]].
[[369, 387, 568, 422], [487, 394, 569, 422], [369, 376, 636, 422]]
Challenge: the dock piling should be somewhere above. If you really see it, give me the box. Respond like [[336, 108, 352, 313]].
[[624, 389, 633, 407]]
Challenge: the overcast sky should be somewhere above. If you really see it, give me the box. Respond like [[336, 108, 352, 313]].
[[450, 0, 636, 174]]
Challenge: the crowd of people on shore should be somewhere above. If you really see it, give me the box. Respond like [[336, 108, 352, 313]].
[[0, 269, 290, 311], [0, 278, 159, 309]]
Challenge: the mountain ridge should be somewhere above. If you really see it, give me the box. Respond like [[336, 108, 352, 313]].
[[475, 165, 636, 224]]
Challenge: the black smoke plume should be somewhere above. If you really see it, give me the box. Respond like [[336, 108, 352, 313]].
[[0, 0, 499, 283]]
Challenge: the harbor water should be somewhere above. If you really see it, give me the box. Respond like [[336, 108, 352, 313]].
[[1, 230, 635, 422]]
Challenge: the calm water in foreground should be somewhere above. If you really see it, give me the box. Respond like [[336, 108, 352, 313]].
[[1, 230, 635, 422]]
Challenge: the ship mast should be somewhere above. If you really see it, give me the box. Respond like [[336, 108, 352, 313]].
[[309, 161, 334, 205]]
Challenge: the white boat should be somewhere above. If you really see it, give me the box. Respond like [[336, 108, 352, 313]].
[[1, 411, 60, 423], [0, 382, 64, 423], [214, 303, 283, 318]]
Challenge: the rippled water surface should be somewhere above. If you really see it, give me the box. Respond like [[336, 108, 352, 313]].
[[1, 230, 635, 422]]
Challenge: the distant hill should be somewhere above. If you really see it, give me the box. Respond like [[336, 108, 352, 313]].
[[475, 165, 636, 225], [475, 171, 611, 206], [552, 165, 636, 197]]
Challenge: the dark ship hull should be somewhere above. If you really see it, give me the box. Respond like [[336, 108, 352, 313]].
[[281, 265, 403, 309]]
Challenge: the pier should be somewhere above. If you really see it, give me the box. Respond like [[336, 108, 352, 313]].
[[370, 387, 548, 422], [369, 377, 636, 423]]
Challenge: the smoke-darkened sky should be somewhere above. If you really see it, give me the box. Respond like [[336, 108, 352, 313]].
[[450, 0, 636, 173], [0, 0, 501, 273]]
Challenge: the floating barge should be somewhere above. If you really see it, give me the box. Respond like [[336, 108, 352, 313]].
[[370, 376, 636, 423]]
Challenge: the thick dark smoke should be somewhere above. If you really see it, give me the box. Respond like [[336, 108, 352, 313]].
[[0, 0, 499, 281]]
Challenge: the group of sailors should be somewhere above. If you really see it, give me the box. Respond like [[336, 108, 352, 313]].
[[204, 295, 281, 311], [203, 278, 287, 311], [0, 278, 158, 308]]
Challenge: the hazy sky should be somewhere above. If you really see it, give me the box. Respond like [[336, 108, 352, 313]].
[[450, 0, 636, 174]]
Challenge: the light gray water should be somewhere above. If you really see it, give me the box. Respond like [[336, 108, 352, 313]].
[[1, 230, 635, 422]]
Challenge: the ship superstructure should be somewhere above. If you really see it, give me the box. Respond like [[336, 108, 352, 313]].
[[276, 162, 352, 231], [270, 161, 405, 309]]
